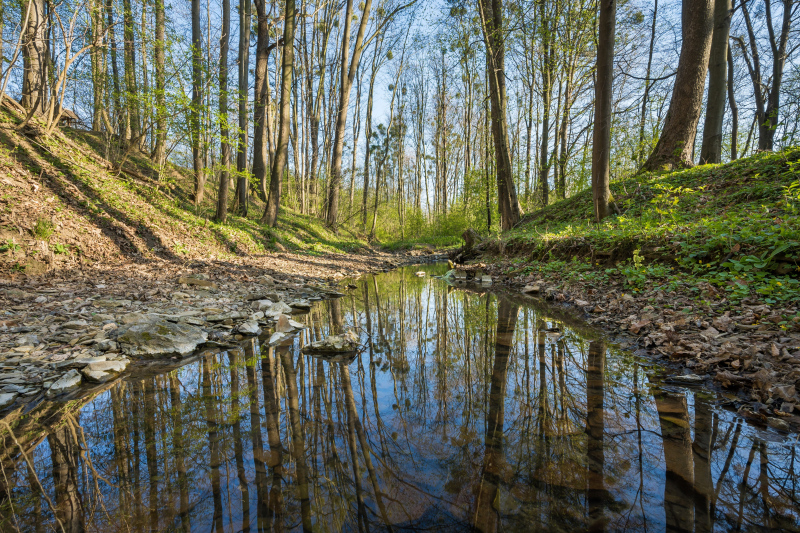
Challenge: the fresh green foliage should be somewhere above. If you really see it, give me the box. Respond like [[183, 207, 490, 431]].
[[33, 218, 54, 240], [505, 148, 800, 306], [0, 239, 21, 253]]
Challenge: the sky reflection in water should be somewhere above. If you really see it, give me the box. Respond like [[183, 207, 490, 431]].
[[1, 263, 799, 532]]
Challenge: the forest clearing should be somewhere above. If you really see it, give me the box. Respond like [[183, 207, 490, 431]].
[[1, 0, 800, 530]]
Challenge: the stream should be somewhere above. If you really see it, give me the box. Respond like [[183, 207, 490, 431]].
[[1, 263, 798, 532]]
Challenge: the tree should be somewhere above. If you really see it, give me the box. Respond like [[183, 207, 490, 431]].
[[735, 0, 798, 152], [592, 0, 615, 222], [700, 0, 732, 164], [642, 0, 714, 171], [21, 0, 47, 114], [153, 0, 166, 165], [215, 0, 232, 222], [477, 0, 522, 231], [261, 0, 297, 226], [325, 0, 374, 230], [191, 0, 205, 203], [234, 0, 252, 216]]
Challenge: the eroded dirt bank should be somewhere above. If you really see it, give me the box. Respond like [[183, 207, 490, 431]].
[[0, 249, 443, 412]]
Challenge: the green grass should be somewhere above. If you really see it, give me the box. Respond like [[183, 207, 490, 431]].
[[495, 147, 800, 308]]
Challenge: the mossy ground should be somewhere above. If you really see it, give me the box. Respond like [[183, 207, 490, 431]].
[[483, 148, 800, 313]]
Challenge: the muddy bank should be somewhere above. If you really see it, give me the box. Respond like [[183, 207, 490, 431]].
[[451, 258, 800, 433], [0, 249, 444, 412]]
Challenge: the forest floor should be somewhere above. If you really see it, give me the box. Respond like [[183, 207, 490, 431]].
[[458, 147, 800, 432]]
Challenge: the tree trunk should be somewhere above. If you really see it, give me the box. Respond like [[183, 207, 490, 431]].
[[325, 0, 373, 230], [361, 62, 377, 229], [261, 0, 296, 226], [214, 0, 232, 222], [759, 0, 793, 151], [538, 0, 553, 206], [592, 0, 615, 222], [153, 0, 166, 165], [637, 0, 658, 167], [699, 0, 731, 164], [234, 0, 251, 216], [122, 0, 140, 142], [727, 46, 738, 160], [252, 0, 270, 213], [642, 0, 714, 171], [90, 0, 105, 131], [479, 0, 522, 231], [105, 0, 123, 131], [191, 0, 205, 203], [21, 0, 47, 115]]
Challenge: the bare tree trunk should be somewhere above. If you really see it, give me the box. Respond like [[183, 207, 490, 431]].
[[214, 0, 232, 222], [637, 0, 658, 167], [727, 46, 738, 160], [234, 0, 251, 216], [90, 0, 106, 131], [538, 0, 553, 206], [261, 0, 296, 226], [478, 0, 522, 231], [106, 0, 122, 131], [700, 0, 731, 164], [191, 0, 205, 203], [642, 0, 714, 171], [122, 0, 140, 142], [153, 0, 166, 164], [252, 0, 270, 211], [325, 0, 373, 230], [21, 0, 47, 114], [592, 0, 615, 222]]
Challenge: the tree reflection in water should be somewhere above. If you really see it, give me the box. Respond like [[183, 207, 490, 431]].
[[1, 264, 799, 532]]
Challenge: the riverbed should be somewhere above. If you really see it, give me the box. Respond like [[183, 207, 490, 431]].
[[1, 263, 798, 531]]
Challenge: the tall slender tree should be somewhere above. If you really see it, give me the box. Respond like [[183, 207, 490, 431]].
[[215, 0, 232, 222], [191, 0, 205, 203], [700, 0, 732, 164], [478, 0, 523, 230], [261, 0, 297, 226], [592, 0, 615, 221]]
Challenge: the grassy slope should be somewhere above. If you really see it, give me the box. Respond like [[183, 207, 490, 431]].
[[0, 105, 366, 275], [493, 147, 800, 307]]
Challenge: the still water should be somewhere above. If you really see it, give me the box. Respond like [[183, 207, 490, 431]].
[[1, 264, 798, 532]]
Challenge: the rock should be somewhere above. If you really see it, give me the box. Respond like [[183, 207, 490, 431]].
[[15, 334, 39, 346], [178, 276, 217, 289], [47, 370, 82, 397], [303, 330, 360, 355], [73, 355, 108, 365], [120, 313, 160, 325], [522, 284, 541, 294], [82, 369, 116, 383], [206, 311, 247, 322], [34, 296, 47, 303], [574, 299, 590, 307], [288, 300, 312, 310], [415, 271, 426, 277], [666, 374, 704, 384], [254, 300, 274, 311], [94, 299, 129, 308], [118, 320, 207, 357], [480, 275, 492, 285], [268, 302, 293, 315], [86, 360, 127, 373], [0, 392, 17, 409], [238, 321, 262, 336], [61, 320, 89, 330]]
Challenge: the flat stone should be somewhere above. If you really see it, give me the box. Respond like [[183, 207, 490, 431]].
[[82, 369, 116, 383], [120, 313, 160, 325], [288, 300, 312, 310], [254, 299, 274, 311], [237, 321, 262, 336], [178, 277, 218, 289], [0, 392, 17, 409], [15, 334, 39, 346], [522, 284, 541, 294], [94, 299, 130, 308], [61, 320, 89, 329], [267, 302, 293, 315], [86, 360, 127, 373], [118, 320, 207, 357], [206, 311, 247, 322], [47, 369, 82, 397], [73, 355, 107, 365]]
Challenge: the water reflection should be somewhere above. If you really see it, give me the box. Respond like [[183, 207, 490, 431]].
[[1, 264, 799, 532]]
